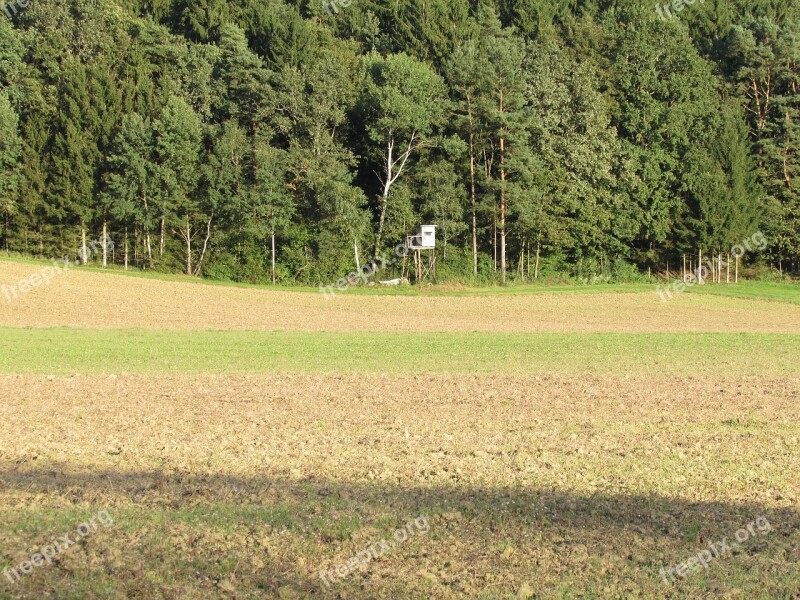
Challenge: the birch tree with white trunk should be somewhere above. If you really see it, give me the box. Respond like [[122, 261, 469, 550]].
[[358, 51, 447, 255]]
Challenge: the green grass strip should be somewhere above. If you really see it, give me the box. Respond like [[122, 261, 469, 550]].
[[1, 328, 798, 377]]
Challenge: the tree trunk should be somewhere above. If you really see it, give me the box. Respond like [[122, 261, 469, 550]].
[[193, 214, 213, 277], [375, 133, 417, 256], [124, 227, 129, 271], [145, 232, 152, 267], [500, 205, 506, 285], [376, 191, 388, 256], [80, 226, 88, 265], [534, 238, 541, 279], [698, 249, 703, 284], [354, 239, 360, 272], [499, 90, 507, 285], [142, 191, 152, 267], [102, 221, 108, 268], [271, 232, 276, 285], [726, 254, 730, 284], [492, 214, 497, 272], [160, 217, 165, 258], [784, 110, 793, 189], [468, 109, 478, 277], [185, 215, 192, 276], [526, 240, 530, 279], [375, 137, 396, 256]]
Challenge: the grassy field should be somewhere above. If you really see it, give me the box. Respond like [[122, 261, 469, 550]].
[[0, 260, 798, 599], [1, 329, 799, 377]]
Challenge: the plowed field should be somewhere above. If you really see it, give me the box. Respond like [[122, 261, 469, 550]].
[[1, 261, 798, 598]]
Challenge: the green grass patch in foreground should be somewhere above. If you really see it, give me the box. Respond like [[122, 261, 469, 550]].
[[1, 328, 798, 377], [0, 491, 797, 598]]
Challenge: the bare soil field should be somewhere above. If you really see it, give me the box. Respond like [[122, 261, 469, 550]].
[[1, 263, 799, 597], [2, 261, 800, 333], [1, 374, 799, 598]]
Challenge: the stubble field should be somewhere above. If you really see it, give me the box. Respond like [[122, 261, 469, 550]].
[[0, 259, 798, 598]]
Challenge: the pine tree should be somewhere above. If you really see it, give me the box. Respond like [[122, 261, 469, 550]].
[[0, 91, 22, 252], [199, 119, 248, 274], [681, 106, 764, 256], [611, 8, 722, 266], [102, 113, 159, 267], [153, 97, 203, 274], [526, 42, 631, 268], [475, 8, 530, 283], [248, 141, 295, 284], [445, 38, 493, 276], [48, 59, 101, 262]]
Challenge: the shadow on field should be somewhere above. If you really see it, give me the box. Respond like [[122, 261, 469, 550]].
[[1, 464, 798, 597]]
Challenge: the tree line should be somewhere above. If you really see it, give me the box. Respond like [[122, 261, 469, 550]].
[[0, 0, 797, 284]]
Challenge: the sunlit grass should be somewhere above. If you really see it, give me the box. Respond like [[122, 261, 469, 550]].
[[1, 328, 798, 376]]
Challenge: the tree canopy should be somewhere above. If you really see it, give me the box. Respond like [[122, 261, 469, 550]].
[[0, 0, 797, 282]]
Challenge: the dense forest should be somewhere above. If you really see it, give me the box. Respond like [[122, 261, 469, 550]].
[[0, 0, 797, 284]]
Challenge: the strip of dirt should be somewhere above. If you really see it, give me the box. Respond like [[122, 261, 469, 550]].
[[1, 374, 798, 598], [2, 261, 799, 332]]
